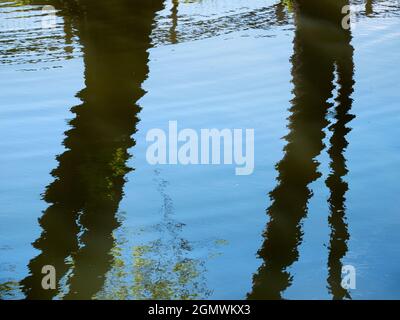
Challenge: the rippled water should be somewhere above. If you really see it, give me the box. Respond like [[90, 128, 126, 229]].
[[0, 0, 399, 300]]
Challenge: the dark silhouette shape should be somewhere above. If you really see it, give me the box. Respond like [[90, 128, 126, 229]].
[[248, 0, 355, 300], [326, 28, 355, 300], [365, 0, 375, 16], [169, 0, 179, 44], [20, 0, 165, 300]]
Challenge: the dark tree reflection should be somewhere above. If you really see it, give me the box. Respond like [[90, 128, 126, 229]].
[[20, 0, 165, 299], [248, 0, 355, 300], [326, 28, 355, 300], [365, 0, 375, 16]]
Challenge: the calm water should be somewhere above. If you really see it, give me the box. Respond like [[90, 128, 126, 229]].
[[0, 0, 400, 300]]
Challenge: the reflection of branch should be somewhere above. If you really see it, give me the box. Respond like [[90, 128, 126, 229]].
[[97, 171, 213, 300], [0, 281, 20, 300], [169, 0, 179, 44], [153, 3, 293, 45], [2, 0, 399, 65], [365, 0, 374, 16], [0, 2, 81, 65]]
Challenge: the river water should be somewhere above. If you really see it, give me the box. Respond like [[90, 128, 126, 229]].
[[0, 0, 400, 299]]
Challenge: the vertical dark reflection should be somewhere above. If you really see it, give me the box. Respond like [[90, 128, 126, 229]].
[[365, 0, 375, 16], [326, 29, 355, 300], [21, 0, 165, 300], [248, 0, 354, 300], [169, 0, 179, 44]]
